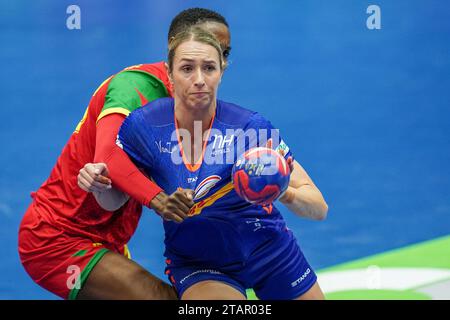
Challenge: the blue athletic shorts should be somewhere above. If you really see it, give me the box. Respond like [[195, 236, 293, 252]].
[[165, 229, 317, 300]]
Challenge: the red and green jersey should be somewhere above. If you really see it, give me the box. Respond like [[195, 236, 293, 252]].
[[32, 62, 171, 246]]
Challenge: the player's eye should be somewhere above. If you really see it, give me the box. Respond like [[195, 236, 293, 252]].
[[181, 65, 193, 73], [203, 65, 216, 72]]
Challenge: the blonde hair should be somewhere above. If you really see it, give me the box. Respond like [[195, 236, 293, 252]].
[[168, 26, 227, 73]]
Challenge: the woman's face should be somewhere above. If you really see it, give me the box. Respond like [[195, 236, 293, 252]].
[[171, 40, 223, 112]]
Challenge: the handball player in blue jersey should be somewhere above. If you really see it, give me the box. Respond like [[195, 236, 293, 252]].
[[83, 27, 328, 299]]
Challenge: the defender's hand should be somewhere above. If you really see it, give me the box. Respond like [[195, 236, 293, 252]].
[[78, 163, 112, 193], [150, 189, 195, 223]]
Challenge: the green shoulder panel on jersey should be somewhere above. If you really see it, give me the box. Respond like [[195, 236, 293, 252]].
[[97, 70, 169, 123]]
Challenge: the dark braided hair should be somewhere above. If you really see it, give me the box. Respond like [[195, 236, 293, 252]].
[[168, 8, 231, 58]]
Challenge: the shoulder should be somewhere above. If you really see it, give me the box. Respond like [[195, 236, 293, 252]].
[[216, 100, 257, 126], [109, 62, 168, 91], [122, 62, 167, 76], [128, 97, 175, 126], [99, 62, 170, 117], [216, 100, 271, 129]]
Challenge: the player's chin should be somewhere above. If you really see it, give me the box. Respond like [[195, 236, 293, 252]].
[[188, 96, 212, 110]]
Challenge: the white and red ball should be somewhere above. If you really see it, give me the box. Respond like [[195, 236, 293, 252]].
[[232, 147, 290, 206]]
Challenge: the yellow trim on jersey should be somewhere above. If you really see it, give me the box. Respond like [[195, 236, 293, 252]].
[[93, 75, 114, 97], [123, 244, 132, 259], [74, 76, 114, 133], [74, 106, 89, 133], [96, 107, 131, 124], [188, 182, 235, 216], [123, 64, 144, 71]]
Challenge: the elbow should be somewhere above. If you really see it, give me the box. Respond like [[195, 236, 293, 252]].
[[315, 201, 329, 221], [100, 204, 120, 212], [93, 192, 128, 212], [97, 201, 121, 212]]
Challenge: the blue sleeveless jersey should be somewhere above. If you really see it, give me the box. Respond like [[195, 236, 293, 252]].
[[117, 98, 294, 269]]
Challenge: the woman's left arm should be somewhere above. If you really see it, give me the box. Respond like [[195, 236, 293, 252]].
[[279, 160, 328, 220]]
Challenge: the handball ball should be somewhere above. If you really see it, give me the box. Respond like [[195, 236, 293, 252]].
[[232, 147, 290, 206]]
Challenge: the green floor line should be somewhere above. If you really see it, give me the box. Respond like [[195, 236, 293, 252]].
[[246, 234, 450, 300], [319, 234, 450, 272]]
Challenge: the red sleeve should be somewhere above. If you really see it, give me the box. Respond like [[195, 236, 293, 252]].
[[94, 113, 163, 207]]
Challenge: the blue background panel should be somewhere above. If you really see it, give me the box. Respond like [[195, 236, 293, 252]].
[[0, 0, 449, 299]]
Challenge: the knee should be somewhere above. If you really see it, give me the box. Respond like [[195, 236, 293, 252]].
[[126, 268, 177, 300]]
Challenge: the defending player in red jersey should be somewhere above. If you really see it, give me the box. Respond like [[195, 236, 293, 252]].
[[18, 8, 231, 300]]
